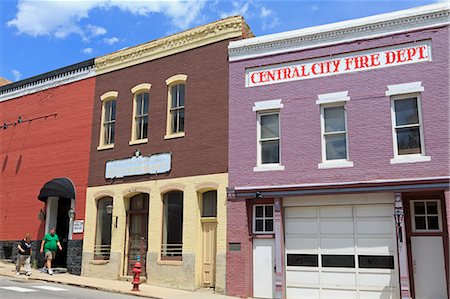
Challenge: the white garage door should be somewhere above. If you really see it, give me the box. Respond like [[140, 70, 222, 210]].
[[285, 204, 399, 299]]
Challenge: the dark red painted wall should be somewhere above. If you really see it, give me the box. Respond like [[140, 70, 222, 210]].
[[0, 77, 95, 241]]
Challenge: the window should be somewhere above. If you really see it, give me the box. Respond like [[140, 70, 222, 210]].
[[387, 82, 430, 164], [165, 74, 187, 139], [317, 91, 353, 169], [259, 113, 280, 165], [253, 99, 284, 172], [411, 200, 442, 232], [94, 197, 113, 259], [392, 96, 425, 155], [287, 254, 318, 267], [130, 83, 151, 144], [253, 205, 274, 233], [161, 191, 183, 260], [322, 255, 355, 268], [358, 255, 394, 269], [98, 91, 118, 150], [202, 191, 217, 217]]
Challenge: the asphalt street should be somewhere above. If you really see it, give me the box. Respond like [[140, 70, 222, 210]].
[[0, 276, 142, 299]]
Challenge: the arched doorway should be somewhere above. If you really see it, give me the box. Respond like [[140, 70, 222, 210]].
[[38, 177, 76, 269], [126, 193, 149, 276]]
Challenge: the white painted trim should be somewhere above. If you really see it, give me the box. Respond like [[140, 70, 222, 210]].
[[390, 155, 431, 164], [0, 67, 95, 102], [318, 160, 354, 169], [234, 176, 450, 191], [390, 93, 427, 160], [253, 164, 285, 172], [253, 99, 283, 112], [316, 91, 349, 105], [385, 82, 424, 96], [228, 3, 449, 62], [253, 204, 275, 234], [410, 199, 443, 232]]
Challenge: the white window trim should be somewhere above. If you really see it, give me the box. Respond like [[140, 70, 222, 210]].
[[318, 99, 353, 169], [130, 83, 151, 145], [389, 92, 430, 164], [255, 108, 284, 172], [165, 74, 187, 139], [385, 81, 424, 96], [316, 91, 350, 105], [410, 200, 442, 233], [97, 91, 118, 151], [253, 204, 274, 234], [253, 99, 283, 112]]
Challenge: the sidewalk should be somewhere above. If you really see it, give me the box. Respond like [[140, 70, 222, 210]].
[[0, 261, 239, 299]]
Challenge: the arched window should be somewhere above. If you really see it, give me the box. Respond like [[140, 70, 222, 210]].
[[94, 197, 113, 259], [98, 91, 118, 150], [130, 83, 151, 144], [161, 191, 183, 260]]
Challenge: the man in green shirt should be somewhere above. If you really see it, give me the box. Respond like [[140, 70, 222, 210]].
[[40, 227, 62, 275]]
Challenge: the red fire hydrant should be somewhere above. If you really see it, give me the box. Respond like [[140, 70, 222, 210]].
[[131, 261, 142, 291]]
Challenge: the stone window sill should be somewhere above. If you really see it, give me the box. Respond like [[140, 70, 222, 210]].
[[318, 160, 354, 169], [164, 132, 185, 140], [129, 138, 148, 145], [90, 260, 109, 265], [390, 155, 431, 164], [97, 144, 114, 151], [253, 164, 285, 172]]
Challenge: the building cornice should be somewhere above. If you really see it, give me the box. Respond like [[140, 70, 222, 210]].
[[96, 16, 253, 75], [229, 2, 449, 62], [0, 61, 95, 103]]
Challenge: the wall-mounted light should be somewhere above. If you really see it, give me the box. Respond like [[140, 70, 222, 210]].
[[17, 116, 23, 123], [255, 191, 263, 200], [393, 207, 404, 242], [134, 149, 142, 157], [226, 187, 236, 200], [68, 208, 76, 219], [105, 203, 118, 228], [38, 209, 46, 221], [2, 122, 8, 129]]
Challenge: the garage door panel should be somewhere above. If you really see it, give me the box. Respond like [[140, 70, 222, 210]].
[[285, 206, 318, 218], [286, 238, 318, 251], [357, 238, 395, 253], [357, 220, 393, 234], [321, 238, 355, 253], [319, 206, 353, 217], [321, 272, 356, 286], [356, 205, 393, 217], [358, 271, 399, 287], [320, 221, 354, 234], [359, 290, 399, 299], [286, 220, 317, 234], [322, 289, 357, 299], [287, 287, 320, 299], [286, 269, 319, 285]]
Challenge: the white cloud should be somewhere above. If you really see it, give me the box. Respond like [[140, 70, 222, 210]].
[[82, 47, 94, 54], [259, 6, 280, 30], [86, 24, 107, 37], [12, 69, 22, 81], [7, 0, 207, 40], [220, 1, 250, 19], [104, 37, 119, 45], [310, 5, 320, 12]]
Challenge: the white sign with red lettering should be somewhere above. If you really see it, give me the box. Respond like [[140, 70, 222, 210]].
[[245, 42, 431, 87]]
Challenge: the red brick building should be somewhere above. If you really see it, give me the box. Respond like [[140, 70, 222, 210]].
[[0, 60, 96, 274]]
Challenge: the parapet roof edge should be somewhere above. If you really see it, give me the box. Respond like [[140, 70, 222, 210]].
[[0, 59, 95, 93], [95, 16, 252, 75], [228, 2, 449, 61]]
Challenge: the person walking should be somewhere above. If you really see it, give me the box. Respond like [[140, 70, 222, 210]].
[[16, 233, 32, 276], [40, 227, 62, 275]]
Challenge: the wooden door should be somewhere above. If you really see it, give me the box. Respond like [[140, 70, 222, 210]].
[[127, 212, 148, 276], [202, 221, 217, 286]]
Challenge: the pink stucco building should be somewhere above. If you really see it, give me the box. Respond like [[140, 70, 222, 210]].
[[226, 3, 449, 299]]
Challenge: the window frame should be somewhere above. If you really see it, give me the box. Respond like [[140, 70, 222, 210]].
[[390, 93, 429, 163], [97, 91, 118, 150], [253, 204, 274, 234], [130, 83, 151, 145], [94, 197, 113, 260], [165, 74, 187, 140], [410, 199, 442, 233], [160, 191, 184, 261], [257, 111, 282, 167]]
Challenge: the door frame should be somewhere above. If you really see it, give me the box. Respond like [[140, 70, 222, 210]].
[[403, 192, 449, 298]]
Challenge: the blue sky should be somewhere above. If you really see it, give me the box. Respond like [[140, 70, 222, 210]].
[[0, 0, 444, 82]]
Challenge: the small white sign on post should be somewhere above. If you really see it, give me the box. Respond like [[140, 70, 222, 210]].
[[73, 220, 84, 233]]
